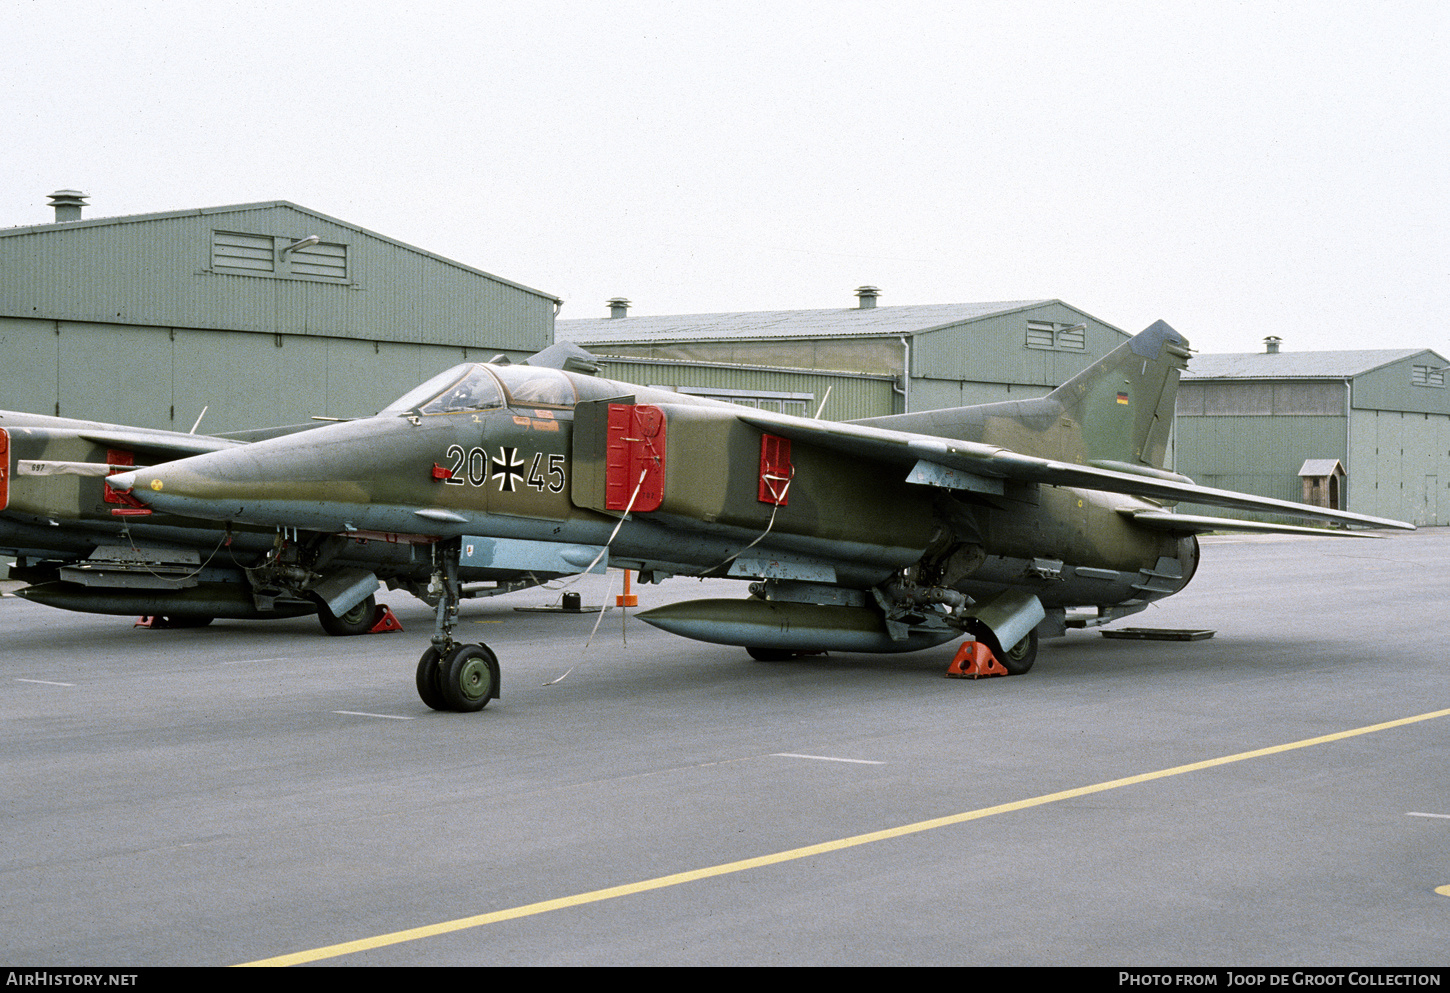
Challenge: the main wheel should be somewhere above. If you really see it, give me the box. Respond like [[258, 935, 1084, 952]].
[[997, 629, 1039, 675], [317, 594, 377, 636], [415, 647, 448, 711], [747, 646, 795, 662], [439, 643, 500, 712]]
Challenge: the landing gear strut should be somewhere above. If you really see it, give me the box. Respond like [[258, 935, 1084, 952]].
[[416, 541, 500, 712]]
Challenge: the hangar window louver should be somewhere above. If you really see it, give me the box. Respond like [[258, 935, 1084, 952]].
[[1411, 365, 1445, 388], [212, 231, 276, 273], [288, 240, 348, 279], [210, 230, 349, 282], [1025, 320, 1085, 352]]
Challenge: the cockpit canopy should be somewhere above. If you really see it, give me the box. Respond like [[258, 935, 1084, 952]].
[[381, 363, 577, 416]]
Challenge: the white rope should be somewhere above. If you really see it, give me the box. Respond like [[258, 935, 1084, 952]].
[[709, 466, 794, 574], [544, 467, 651, 685]]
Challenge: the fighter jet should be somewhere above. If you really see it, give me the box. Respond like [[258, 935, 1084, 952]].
[[99, 321, 1411, 712]]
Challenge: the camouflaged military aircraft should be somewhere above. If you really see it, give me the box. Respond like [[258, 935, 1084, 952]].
[[79, 320, 1410, 713]]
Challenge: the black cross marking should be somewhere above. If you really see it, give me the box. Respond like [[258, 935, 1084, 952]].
[[491, 446, 525, 492]]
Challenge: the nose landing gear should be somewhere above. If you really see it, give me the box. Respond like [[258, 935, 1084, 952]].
[[416, 541, 500, 712]]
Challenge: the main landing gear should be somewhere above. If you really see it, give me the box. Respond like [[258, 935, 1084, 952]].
[[416, 542, 500, 712]]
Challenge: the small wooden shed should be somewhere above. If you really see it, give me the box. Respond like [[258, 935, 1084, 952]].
[[1299, 459, 1346, 510]]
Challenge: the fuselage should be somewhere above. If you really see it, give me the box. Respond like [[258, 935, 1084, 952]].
[[106, 361, 1197, 611]]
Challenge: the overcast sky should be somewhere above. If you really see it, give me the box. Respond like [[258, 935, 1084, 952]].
[[6, 0, 1447, 356]]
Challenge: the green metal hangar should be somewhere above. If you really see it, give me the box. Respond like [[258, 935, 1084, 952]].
[[0, 191, 559, 434], [1175, 341, 1450, 526], [555, 290, 1130, 421]]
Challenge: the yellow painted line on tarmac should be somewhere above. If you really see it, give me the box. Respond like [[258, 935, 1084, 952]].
[[237, 705, 1450, 967]]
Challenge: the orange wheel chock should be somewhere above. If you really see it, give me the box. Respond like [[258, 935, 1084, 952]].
[[369, 605, 404, 633], [946, 640, 1008, 679]]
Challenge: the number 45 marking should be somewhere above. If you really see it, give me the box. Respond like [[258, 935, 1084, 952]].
[[528, 453, 566, 494]]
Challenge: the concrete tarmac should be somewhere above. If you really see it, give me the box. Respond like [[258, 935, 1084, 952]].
[[1, 529, 1447, 966]]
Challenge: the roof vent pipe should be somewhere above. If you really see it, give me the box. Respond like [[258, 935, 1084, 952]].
[[1264, 336, 1282, 354], [855, 285, 881, 309], [48, 189, 89, 223], [607, 297, 631, 319]]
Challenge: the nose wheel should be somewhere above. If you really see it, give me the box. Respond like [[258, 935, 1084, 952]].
[[417, 642, 500, 712], [416, 541, 501, 712]]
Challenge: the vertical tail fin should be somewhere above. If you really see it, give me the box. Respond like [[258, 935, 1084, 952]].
[[1045, 319, 1190, 470], [852, 320, 1191, 470]]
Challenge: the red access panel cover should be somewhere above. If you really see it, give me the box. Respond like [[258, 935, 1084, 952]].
[[604, 404, 665, 512], [0, 429, 8, 512], [758, 433, 791, 505], [103, 449, 135, 505]]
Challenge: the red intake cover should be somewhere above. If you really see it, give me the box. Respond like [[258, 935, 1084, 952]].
[[605, 404, 665, 512]]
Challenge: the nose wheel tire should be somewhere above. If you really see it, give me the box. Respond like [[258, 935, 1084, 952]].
[[416, 647, 448, 711], [436, 643, 500, 712]]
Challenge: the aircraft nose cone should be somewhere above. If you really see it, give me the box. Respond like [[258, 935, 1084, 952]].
[[103, 459, 247, 520], [98, 413, 435, 533]]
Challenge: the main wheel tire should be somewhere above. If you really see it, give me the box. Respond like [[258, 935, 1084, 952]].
[[747, 646, 795, 662], [439, 643, 499, 712], [997, 629, 1039, 675], [317, 594, 377, 636], [415, 647, 448, 711]]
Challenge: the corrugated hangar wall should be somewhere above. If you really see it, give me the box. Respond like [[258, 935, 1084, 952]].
[[1176, 407, 1450, 526], [0, 199, 559, 434], [909, 302, 1128, 408], [1174, 350, 1450, 526], [1348, 410, 1450, 525], [559, 298, 1131, 418], [1344, 353, 1450, 526], [0, 316, 544, 434]]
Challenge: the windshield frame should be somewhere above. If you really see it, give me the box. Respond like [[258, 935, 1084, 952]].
[[379, 364, 506, 417], [490, 365, 578, 410]]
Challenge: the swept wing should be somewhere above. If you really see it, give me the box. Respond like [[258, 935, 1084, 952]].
[[732, 410, 1412, 533]]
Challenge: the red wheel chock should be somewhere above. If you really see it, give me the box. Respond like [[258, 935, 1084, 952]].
[[369, 605, 404, 633], [946, 640, 1008, 679], [135, 616, 166, 628]]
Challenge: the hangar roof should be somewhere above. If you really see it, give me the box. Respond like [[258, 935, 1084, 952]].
[[1184, 350, 1438, 380], [0, 199, 560, 304], [1, 199, 558, 351], [557, 300, 1058, 343]]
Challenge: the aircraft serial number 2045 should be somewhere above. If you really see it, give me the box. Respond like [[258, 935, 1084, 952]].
[[442, 444, 566, 494]]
